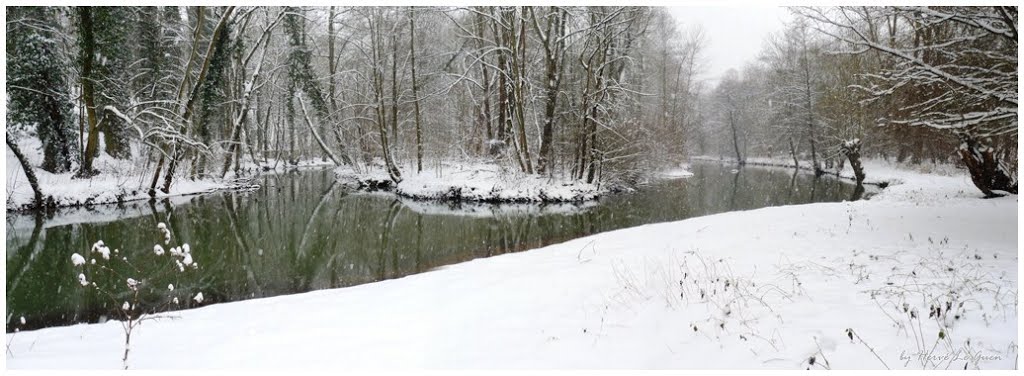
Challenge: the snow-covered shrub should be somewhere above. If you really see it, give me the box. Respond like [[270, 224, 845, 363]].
[[675, 251, 790, 348], [857, 247, 1016, 370], [70, 222, 203, 369]]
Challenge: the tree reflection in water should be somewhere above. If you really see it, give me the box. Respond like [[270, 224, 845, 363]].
[[6, 163, 864, 331]]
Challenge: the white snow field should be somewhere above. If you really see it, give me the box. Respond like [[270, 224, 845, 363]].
[[6, 165, 1017, 369]]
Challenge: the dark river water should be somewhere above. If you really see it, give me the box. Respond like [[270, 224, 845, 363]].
[[5, 163, 864, 332]]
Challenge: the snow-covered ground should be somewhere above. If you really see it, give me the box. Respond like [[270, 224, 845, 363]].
[[336, 160, 603, 202], [5, 137, 241, 210], [691, 155, 965, 188], [6, 162, 1016, 369], [4, 137, 336, 210]]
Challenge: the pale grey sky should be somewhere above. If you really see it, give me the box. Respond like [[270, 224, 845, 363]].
[[668, 6, 791, 83]]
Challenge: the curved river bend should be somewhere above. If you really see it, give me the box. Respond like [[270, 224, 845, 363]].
[[6, 163, 864, 331]]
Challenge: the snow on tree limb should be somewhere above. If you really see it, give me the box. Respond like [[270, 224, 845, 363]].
[[793, 6, 1017, 138]]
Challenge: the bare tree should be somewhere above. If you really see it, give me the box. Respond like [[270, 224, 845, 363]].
[[796, 6, 1017, 196], [531, 6, 568, 175]]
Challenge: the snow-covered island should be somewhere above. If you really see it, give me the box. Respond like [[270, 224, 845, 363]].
[[6, 160, 1016, 369], [335, 161, 606, 203]]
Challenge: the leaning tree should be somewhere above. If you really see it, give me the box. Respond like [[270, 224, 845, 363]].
[[797, 6, 1017, 197]]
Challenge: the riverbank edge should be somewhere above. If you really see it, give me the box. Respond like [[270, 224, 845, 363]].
[[4, 158, 336, 213], [689, 155, 893, 187], [5, 159, 1015, 369]]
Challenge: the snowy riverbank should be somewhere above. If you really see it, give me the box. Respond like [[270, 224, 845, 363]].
[[690, 155, 965, 188], [335, 161, 605, 203], [6, 163, 1016, 369], [5, 137, 337, 211]]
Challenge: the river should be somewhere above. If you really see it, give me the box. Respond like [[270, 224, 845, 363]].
[[5, 163, 866, 332]]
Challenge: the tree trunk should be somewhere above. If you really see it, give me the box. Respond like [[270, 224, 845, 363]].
[[474, 10, 494, 154], [728, 109, 744, 165], [533, 7, 563, 175], [492, 8, 510, 146], [327, 6, 357, 168], [328, 7, 338, 112], [390, 33, 400, 148], [76, 7, 101, 178], [298, 96, 342, 166], [511, 9, 533, 174], [957, 133, 1017, 197], [288, 98, 296, 164], [788, 137, 800, 170], [803, 50, 822, 177], [840, 139, 866, 185], [370, 10, 402, 183], [7, 133, 44, 209], [409, 7, 424, 173]]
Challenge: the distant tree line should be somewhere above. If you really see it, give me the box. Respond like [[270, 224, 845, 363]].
[[695, 6, 1017, 196]]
